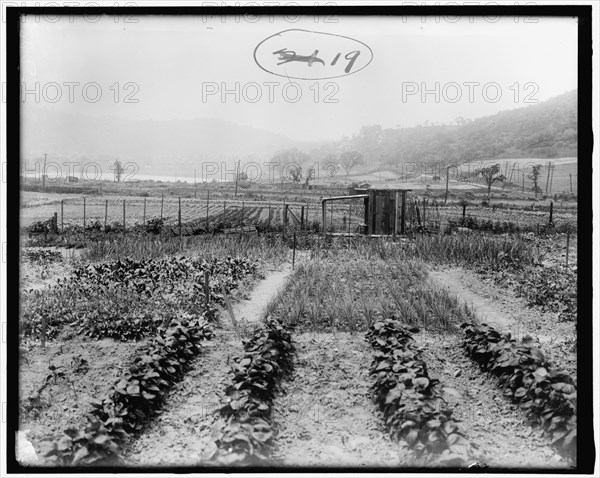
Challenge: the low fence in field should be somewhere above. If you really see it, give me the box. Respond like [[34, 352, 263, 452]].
[[29, 193, 577, 236]]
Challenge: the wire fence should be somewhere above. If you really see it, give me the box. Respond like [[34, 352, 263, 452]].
[[36, 196, 369, 234], [28, 194, 577, 236]]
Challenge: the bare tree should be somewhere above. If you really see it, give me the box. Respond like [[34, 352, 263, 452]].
[[528, 164, 543, 198], [288, 165, 302, 183], [113, 159, 123, 183], [478, 164, 505, 199], [303, 166, 315, 188], [339, 151, 363, 182]]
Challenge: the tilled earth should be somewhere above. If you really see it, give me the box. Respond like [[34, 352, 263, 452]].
[[124, 329, 243, 466], [271, 332, 403, 467], [420, 333, 569, 469]]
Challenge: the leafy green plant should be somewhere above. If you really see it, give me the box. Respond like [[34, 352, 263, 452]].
[[45, 314, 214, 466], [211, 318, 295, 466], [366, 319, 473, 466], [461, 322, 576, 459]]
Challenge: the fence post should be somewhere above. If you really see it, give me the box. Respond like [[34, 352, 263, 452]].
[[401, 191, 407, 235], [104, 199, 108, 231], [305, 201, 309, 226], [549, 201, 554, 224], [565, 229, 570, 267], [268, 201, 272, 229], [462, 203, 466, 218], [204, 269, 210, 308], [160, 194, 164, 220], [206, 190, 210, 229], [123, 199, 126, 233], [143, 198, 147, 226], [52, 212, 58, 234], [348, 202, 352, 233], [60, 200, 64, 233], [292, 232, 297, 269], [301, 205, 305, 230], [83, 197, 86, 231], [330, 201, 333, 231], [41, 314, 46, 348], [241, 201, 245, 227], [178, 197, 182, 250], [569, 173, 573, 193], [444, 166, 450, 204], [283, 203, 288, 230]]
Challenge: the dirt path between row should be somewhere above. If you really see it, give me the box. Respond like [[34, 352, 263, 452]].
[[419, 333, 569, 469], [232, 264, 292, 324], [427, 266, 576, 376], [124, 265, 294, 466], [271, 332, 403, 467]]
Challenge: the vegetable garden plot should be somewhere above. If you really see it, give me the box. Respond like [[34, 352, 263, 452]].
[[366, 320, 474, 467], [20, 256, 258, 343], [19, 254, 261, 465], [269, 332, 403, 467], [420, 332, 568, 468], [461, 323, 576, 460]]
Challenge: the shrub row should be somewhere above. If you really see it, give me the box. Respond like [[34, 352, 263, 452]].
[[461, 322, 576, 458], [45, 314, 214, 466], [210, 318, 295, 466], [366, 319, 473, 466]]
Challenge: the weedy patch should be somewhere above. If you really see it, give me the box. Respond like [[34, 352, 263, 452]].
[[461, 322, 576, 460]]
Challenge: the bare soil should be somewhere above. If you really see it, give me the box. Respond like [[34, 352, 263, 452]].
[[271, 331, 403, 467], [123, 265, 293, 466], [427, 266, 576, 377], [420, 333, 569, 469], [19, 339, 147, 460]]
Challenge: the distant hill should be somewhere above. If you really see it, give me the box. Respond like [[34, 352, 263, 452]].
[[377, 89, 577, 165], [21, 89, 577, 178], [21, 109, 308, 173]]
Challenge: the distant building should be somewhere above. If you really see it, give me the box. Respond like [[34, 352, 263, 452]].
[[68, 176, 78, 183]]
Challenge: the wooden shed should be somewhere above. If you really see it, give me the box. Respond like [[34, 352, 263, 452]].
[[322, 187, 412, 236]]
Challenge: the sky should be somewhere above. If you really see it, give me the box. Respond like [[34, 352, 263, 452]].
[[20, 14, 578, 141]]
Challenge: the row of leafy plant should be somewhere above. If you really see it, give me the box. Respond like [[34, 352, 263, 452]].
[[494, 265, 577, 322], [21, 248, 63, 263], [20, 256, 258, 342], [446, 216, 574, 235], [45, 314, 214, 466], [461, 322, 576, 459], [210, 318, 295, 466], [366, 319, 474, 466]]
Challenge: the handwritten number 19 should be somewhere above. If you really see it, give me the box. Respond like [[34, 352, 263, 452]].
[[330, 50, 360, 73]]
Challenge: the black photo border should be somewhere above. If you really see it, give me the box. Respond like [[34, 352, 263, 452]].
[[4, 3, 594, 474]]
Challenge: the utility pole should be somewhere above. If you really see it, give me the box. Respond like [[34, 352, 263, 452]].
[[444, 166, 450, 204], [234, 160, 240, 197], [569, 173, 573, 193], [42, 153, 47, 191], [545, 161, 551, 194]]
